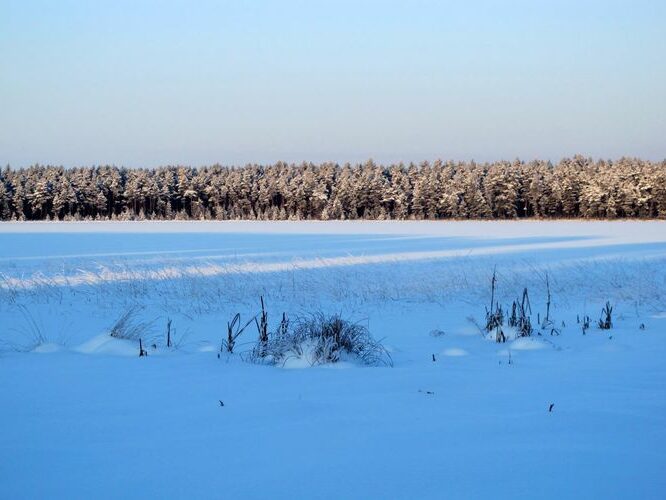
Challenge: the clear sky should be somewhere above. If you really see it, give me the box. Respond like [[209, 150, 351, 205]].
[[1, 0, 665, 167]]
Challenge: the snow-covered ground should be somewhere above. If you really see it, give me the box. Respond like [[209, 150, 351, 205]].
[[1, 221, 665, 499]]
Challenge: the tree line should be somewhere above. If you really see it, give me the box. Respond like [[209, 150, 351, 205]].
[[1, 156, 664, 221]]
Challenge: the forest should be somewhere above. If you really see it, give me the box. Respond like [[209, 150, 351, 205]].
[[1, 156, 664, 220]]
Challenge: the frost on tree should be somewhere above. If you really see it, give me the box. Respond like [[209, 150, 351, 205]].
[[0, 156, 664, 221]]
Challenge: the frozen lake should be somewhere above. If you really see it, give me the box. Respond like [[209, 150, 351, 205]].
[[1, 221, 665, 499]]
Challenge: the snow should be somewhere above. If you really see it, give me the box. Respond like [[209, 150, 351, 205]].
[[441, 347, 469, 357], [75, 333, 143, 357], [1, 221, 665, 499], [31, 342, 63, 354], [509, 337, 550, 351]]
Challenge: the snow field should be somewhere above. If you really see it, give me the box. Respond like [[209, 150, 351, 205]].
[[0, 221, 665, 499]]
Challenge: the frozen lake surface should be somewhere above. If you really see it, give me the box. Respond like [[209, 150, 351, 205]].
[[1, 221, 665, 499]]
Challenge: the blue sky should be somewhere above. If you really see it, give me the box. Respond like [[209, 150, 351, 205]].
[[1, 0, 665, 167]]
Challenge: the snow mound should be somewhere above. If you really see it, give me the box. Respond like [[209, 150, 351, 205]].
[[280, 357, 314, 369], [75, 334, 139, 356], [275, 340, 358, 369], [32, 343, 63, 353], [197, 343, 217, 353], [442, 347, 468, 357]]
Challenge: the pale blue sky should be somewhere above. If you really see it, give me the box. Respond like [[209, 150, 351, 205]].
[[1, 0, 665, 167]]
